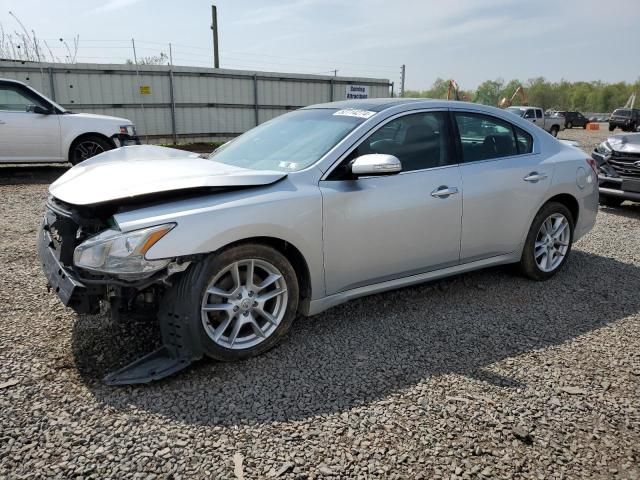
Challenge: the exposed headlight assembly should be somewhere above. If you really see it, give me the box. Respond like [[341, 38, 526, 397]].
[[595, 142, 612, 159], [74, 223, 175, 279]]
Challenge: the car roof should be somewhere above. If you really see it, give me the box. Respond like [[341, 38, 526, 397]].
[[304, 98, 435, 112]]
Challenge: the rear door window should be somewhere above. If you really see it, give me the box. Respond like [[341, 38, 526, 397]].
[[455, 112, 529, 162], [535, 109, 543, 119]]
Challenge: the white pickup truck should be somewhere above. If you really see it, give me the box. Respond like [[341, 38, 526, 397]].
[[0, 78, 139, 164], [506, 106, 565, 137]]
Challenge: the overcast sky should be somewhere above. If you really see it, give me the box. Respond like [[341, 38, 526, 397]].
[[2, 0, 639, 90]]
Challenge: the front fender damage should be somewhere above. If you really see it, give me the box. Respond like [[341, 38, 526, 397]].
[[103, 283, 204, 385]]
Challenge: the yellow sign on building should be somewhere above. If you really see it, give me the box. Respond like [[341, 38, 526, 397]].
[[139, 85, 151, 95]]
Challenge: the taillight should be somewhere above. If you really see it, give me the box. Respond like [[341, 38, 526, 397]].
[[586, 158, 598, 175]]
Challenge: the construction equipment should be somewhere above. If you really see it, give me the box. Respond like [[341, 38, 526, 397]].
[[623, 93, 636, 109], [447, 79, 463, 101], [499, 85, 526, 108]]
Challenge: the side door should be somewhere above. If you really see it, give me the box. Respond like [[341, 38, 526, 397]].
[[319, 110, 462, 295], [453, 111, 553, 262], [0, 82, 62, 163], [523, 108, 536, 126], [535, 108, 544, 129]]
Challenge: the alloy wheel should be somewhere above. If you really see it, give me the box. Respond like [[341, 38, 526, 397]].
[[534, 213, 570, 272], [74, 141, 105, 162], [201, 259, 288, 350]]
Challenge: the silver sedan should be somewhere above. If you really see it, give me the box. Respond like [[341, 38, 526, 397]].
[[39, 99, 598, 383]]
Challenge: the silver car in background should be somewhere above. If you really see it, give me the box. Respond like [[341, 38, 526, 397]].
[[38, 99, 598, 384]]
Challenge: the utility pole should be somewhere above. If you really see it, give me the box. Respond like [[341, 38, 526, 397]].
[[400, 64, 406, 97], [211, 5, 220, 68], [332, 69, 338, 77]]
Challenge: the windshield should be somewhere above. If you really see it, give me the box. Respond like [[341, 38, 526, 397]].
[[208, 108, 371, 172], [613, 109, 631, 117], [506, 107, 525, 117]]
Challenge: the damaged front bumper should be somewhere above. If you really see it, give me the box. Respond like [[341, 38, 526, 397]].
[[594, 151, 640, 201], [37, 203, 202, 385], [598, 175, 640, 202], [111, 133, 140, 148], [38, 209, 105, 314]]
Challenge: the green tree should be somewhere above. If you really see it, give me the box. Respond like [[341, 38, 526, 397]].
[[473, 79, 504, 106]]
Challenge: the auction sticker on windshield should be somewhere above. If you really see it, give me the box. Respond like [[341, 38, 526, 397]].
[[333, 109, 376, 119]]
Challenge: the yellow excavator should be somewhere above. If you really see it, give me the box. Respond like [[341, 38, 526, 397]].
[[499, 85, 526, 108]]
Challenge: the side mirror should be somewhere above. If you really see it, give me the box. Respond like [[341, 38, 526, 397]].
[[351, 154, 402, 177], [27, 105, 51, 115]]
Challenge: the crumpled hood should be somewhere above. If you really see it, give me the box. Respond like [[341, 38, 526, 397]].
[[50, 145, 287, 205], [606, 133, 640, 154]]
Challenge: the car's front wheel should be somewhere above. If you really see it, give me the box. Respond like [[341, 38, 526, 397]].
[[168, 244, 299, 361], [609, 125, 615, 132], [70, 135, 112, 165], [520, 202, 574, 281]]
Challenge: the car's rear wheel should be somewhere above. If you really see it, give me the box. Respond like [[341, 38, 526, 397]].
[[566, 121, 573, 129], [70, 135, 112, 165], [599, 195, 624, 208], [168, 244, 299, 361], [550, 126, 559, 137], [520, 202, 574, 281]]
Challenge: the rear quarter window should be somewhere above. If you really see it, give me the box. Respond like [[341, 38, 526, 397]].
[[514, 126, 533, 154]]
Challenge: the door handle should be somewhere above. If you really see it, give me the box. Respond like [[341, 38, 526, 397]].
[[431, 186, 459, 198], [523, 172, 548, 183]]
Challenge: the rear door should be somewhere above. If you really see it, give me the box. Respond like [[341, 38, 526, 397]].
[[320, 110, 462, 295], [453, 111, 553, 261], [0, 82, 62, 163]]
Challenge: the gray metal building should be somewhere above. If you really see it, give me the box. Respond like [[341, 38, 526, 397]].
[[0, 61, 392, 143]]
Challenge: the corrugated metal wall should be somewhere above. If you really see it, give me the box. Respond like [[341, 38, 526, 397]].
[[0, 61, 392, 142]]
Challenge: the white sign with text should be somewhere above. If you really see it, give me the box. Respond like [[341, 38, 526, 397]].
[[345, 85, 369, 99]]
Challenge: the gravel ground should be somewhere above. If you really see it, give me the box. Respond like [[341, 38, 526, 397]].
[[1, 156, 639, 479], [557, 123, 613, 151]]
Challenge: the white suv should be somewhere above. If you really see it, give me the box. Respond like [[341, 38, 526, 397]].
[[0, 78, 139, 164]]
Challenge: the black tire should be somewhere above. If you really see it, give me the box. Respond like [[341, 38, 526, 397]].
[[165, 243, 299, 362], [609, 125, 615, 132], [566, 121, 573, 129], [519, 202, 574, 281], [599, 195, 624, 208], [550, 126, 559, 137], [582, 124, 587, 129], [69, 135, 112, 165]]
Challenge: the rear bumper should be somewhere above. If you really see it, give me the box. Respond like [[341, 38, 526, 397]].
[[37, 220, 104, 314]]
